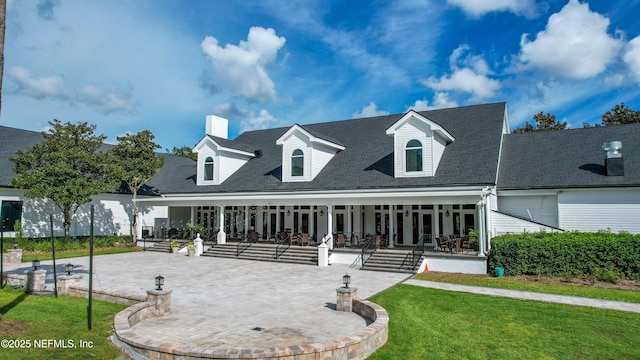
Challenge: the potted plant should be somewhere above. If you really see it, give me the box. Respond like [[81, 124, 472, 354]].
[[186, 242, 195, 256], [468, 228, 479, 249], [169, 240, 180, 254]]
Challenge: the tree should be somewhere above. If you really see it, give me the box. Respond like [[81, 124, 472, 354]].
[[600, 103, 640, 126], [513, 112, 567, 133], [10, 120, 117, 239], [166, 145, 197, 161], [111, 131, 164, 242]]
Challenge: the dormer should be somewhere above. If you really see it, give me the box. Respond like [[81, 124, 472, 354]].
[[192, 115, 255, 185], [386, 110, 455, 178], [276, 124, 345, 182]]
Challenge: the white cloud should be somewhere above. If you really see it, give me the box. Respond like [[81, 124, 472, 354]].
[[420, 45, 500, 99], [519, 0, 623, 80], [408, 93, 458, 111], [447, 0, 539, 18], [8, 66, 138, 114], [201, 27, 286, 103], [623, 36, 640, 83], [8, 66, 71, 100], [77, 84, 138, 114], [352, 102, 389, 118], [214, 103, 279, 133]]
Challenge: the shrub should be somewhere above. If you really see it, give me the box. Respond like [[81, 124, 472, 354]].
[[487, 231, 640, 279]]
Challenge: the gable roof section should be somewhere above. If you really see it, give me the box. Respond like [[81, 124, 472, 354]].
[[385, 109, 455, 143], [193, 134, 256, 157], [498, 123, 640, 189], [151, 102, 507, 194], [276, 124, 345, 150]]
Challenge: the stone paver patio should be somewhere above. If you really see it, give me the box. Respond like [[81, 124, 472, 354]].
[[6, 251, 410, 349]]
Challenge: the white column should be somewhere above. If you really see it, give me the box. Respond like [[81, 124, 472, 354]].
[[327, 204, 334, 250], [244, 206, 249, 234], [310, 207, 315, 236], [347, 205, 352, 240], [434, 203, 440, 237], [477, 200, 485, 256], [388, 205, 394, 248], [217, 205, 226, 244], [485, 194, 492, 252]]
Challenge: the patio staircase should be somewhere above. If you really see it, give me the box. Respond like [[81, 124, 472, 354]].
[[201, 243, 319, 266], [145, 240, 187, 253], [360, 249, 425, 274]]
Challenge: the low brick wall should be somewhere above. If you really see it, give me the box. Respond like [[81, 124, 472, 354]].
[[113, 297, 389, 360]]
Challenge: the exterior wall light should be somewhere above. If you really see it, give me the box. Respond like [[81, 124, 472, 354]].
[[343, 273, 351, 288], [32, 259, 40, 270], [445, 210, 450, 217], [65, 263, 74, 275], [155, 275, 165, 291]]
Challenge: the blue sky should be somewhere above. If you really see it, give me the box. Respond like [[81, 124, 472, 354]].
[[2, 0, 640, 149]]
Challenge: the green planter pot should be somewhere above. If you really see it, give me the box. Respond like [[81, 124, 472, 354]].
[[495, 267, 504, 278]]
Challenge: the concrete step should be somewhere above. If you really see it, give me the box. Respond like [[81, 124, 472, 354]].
[[361, 251, 424, 273], [202, 243, 318, 266]]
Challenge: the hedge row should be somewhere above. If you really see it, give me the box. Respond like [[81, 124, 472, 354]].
[[2, 235, 133, 252], [487, 231, 640, 280]]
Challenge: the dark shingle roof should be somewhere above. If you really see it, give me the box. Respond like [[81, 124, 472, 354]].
[[498, 124, 640, 189], [0, 126, 45, 187], [148, 102, 507, 194]]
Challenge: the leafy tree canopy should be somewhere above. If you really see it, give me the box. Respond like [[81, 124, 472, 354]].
[[10, 120, 118, 238], [166, 145, 197, 161], [110, 130, 164, 241], [512, 112, 567, 133]]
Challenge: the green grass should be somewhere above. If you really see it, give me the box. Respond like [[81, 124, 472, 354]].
[[0, 287, 128, 359], [369, 284, 640, 360], [21, 247, 140, 263], [414, 272, 640, 304]]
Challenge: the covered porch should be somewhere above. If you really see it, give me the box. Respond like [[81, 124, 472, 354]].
[[137, 186, 494, 257]]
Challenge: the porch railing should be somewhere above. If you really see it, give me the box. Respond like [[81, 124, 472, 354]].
[[402, 234, 428, 270], [236, 241, 251, 257], [361, 237, 377, 266]]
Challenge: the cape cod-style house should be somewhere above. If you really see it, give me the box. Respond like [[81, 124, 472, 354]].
[[2, 102, 640, 272]]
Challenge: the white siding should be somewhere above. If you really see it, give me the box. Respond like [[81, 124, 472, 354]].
[[196, 145, 217, 185], [394, 118, 433, 177], [311, 144, 336, 179], [558, 188, 640, 233], [492, 211, 561, 236], [432, 136, 447, 175], [0, 189, 166, 238], [218, 151, 251, 183], [498, 194, 559, 227], [282, 133, 311, 182]]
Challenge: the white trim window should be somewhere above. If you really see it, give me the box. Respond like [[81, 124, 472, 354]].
[[405, 139, 423, 172], [204, 156, 214, 181], [291, 149, 304, 176]]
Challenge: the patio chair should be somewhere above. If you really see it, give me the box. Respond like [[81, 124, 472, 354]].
[[461, 235, 472, 253], [436, 237, 450, 253], [300, 233, 310, 246], [375, 235, 381, 249], [336, 234, 346, 248], [250, 231, 259, 243]]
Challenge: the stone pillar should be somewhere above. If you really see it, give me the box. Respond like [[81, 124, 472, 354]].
[[336, 287, 358, 312], [25, 269, 46, 293], [57, 274, 82, 295], [318, 241, 329, 267], [5, 249, 23, 264], [146, 289, 172, 317]]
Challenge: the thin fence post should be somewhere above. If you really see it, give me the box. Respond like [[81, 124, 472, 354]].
[[50, 215, 58, 297]]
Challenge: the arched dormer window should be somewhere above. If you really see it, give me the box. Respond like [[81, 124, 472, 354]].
[[204, 156, 214, 181], [405, 140, 423, 172], [291, 149, 304, 176]]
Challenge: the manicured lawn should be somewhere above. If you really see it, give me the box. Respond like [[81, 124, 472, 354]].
[[414, 272, 640, 304], [369, 284, 640, 360], [21, 247, 140, 263], [0, 287, 128, 359]]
